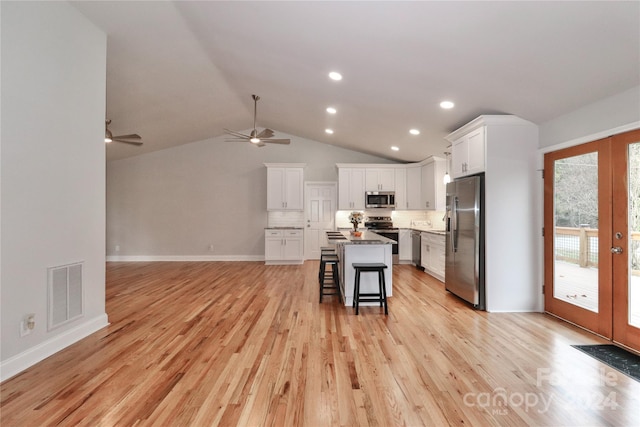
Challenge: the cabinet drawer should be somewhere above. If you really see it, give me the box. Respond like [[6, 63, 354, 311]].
[[265, 230, 284, 238], [284, 230, 303, 237]]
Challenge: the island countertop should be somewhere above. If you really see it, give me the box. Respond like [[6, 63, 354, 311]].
[[329, 230, 396, 244]]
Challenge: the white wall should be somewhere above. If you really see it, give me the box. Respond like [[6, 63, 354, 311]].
[[0, 1, 108, 380], [539, 85, 640, 149], [106, 133, 396, 259]]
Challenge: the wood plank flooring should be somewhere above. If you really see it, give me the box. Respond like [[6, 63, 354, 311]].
[[2, 261, 639, 426]]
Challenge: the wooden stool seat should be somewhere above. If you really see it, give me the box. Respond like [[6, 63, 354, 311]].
[[352, 263, 388, 315]]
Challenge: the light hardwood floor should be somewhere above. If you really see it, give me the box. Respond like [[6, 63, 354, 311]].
[[2, 262, 639, 426]]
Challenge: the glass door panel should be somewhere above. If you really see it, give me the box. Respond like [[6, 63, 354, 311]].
[[611, 130, 640, 351], [544, 138, 612, 337], [628, 142, 640, 329], [553, 152, 599, 312]]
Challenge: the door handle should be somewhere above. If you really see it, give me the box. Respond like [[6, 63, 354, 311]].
[[452, 196, 459, 252], [610, 246, 623, 254]]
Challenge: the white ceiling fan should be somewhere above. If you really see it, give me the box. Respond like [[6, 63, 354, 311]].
[[105, 120, 142, 146], [224, 95, 290, 147]]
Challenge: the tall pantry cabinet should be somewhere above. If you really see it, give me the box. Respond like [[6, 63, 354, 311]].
[[446, 115, 539, 312]]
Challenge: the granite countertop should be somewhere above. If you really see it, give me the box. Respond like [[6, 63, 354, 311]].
[[419, 229, 447, 236], [402, 226, 446, 235], [265, 226, 304, 229], [330, 230, 395, 244]]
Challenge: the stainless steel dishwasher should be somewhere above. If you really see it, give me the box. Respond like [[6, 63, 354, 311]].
[[411, 230, 423, 269]]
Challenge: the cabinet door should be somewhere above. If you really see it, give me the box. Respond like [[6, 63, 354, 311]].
[[265, 238, 283, 260], [365, 169, 379, 191], [399, 229, 412, 260], [406, 166, 422, 209], [338, 168, 352, 210], [432, 159, 446, 211], [433, 242, 446, 279], [420, 237, 430, 269], [338, 168, 365, 210], [466, 127, 485, 175], [378, 169, 395, 191], [451, 136, 467, 179], [284, 168, 304, 210], [349, 169, 366, 210], [283, 237, 303, 260], [421, 162, 435, 209], [267, 168, 285, 210], [365, 168, 395, 191], [451, 127, 485, 179], [394, 168, 407, 210]]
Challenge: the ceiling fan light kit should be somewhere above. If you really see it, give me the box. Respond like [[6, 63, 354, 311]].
[[224, 94, 291, 147]]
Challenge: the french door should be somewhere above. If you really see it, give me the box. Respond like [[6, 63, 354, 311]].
[[544, 128, 640, 352]]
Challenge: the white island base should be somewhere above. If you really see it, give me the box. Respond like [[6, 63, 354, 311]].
[[334, 232, 393, 307]]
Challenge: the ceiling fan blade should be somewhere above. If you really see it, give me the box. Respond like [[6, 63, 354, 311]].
[[112, 134, 141, 140], [113, 138, 143, 146], [224, 128, 250, 139], [263, 139, 290, 145], [257, 128, 274, 139]]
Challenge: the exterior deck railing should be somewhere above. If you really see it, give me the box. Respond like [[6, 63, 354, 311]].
[[555, 226, 640, 276]]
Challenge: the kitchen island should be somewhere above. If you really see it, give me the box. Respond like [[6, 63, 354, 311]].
[[328, 231, 394, 307]]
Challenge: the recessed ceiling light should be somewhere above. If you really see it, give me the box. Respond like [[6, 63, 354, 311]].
[[325, 129, 334, 134], [328, 71, 342, 81], [391, 146, 399, 151], [409, 129, 420, 135], [326, 107, 337, 114], [440, 100, 455, 109]]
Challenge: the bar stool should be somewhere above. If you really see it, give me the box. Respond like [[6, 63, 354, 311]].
[[319, 254, 341, 303], [352, 263, 388, 315], [318, 246, 336, 283]]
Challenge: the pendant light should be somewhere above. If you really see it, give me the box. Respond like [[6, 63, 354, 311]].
[[443, 151, 451, 184]]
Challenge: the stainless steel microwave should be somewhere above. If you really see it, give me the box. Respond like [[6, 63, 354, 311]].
[[365, 191, 395, 209]]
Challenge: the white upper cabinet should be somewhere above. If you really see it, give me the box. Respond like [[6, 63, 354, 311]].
[[421, 158, 446, 210], [394, 168, 407, 210], [265, 163, 305, 211], [406, 166, 423, 210], [338, 168, 365, 210], [451, 127, 485, 178], [365, 168, 395, 191]]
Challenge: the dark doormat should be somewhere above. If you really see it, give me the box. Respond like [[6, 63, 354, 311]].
[[572, 344, 640, 382]]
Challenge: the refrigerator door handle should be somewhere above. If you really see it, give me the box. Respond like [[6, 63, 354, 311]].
[[452, 196, 459, 252]]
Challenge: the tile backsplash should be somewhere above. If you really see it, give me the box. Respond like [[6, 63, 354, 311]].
[[268, 209, 446, 230], [267, 211, 305, 228], [336, 209, 445, 229]]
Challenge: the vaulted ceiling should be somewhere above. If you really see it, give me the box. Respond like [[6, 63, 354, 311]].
[[72, 1, 640, 162]]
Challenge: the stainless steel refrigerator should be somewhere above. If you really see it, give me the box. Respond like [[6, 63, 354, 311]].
[[445, 175, 485, 310]]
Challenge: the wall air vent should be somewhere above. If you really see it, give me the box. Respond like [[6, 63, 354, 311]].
[[48, 262, 84, 330]]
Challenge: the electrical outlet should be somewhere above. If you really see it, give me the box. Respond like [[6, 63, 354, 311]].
[[20, 314, 35, 337], [115, 245, 120, 252], [208, 244, 214, 252]]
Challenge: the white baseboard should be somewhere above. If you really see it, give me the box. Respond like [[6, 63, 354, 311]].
[[106, 255, 264, 262], [1, 314, 109, 382]]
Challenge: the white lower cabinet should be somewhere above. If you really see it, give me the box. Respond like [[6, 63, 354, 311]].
[[265, 229, 303, 265], [421, 232, 445, 282], [398, 229, 412, 262]]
